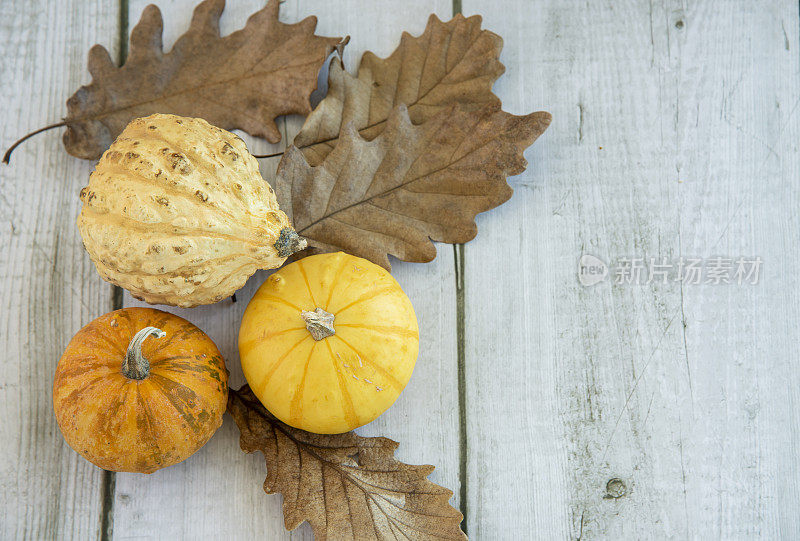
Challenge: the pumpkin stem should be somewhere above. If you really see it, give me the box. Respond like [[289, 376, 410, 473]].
[[274, 228, 307, 258], [123, 327, 166, 380], [301, 308, 335, 340]]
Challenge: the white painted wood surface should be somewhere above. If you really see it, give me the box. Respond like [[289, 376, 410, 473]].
[[2, 0, 799, 539], [461, 0, 800, 539], [0, 1, 120, 540]]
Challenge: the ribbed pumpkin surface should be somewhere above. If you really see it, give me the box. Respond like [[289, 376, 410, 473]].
[[239, 252, 419, 434], [53, 308, 228, 473], [77, 113, 295, 307]]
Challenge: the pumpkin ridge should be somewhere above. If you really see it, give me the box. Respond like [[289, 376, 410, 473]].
[[289, 342, 317, 426], [249, 294, 305, 312], [324, 253, 351, 310], [239, 326, 307, 353], [206, 353, 226, 372], [256, 334, 310, 396], [97, 165, 245, 226], [114, 309, 135, 335], [58, 374, 110, 410], [82, 327, 126, 358], [147, 354, 193, 366], [148, 373, 205, 434], [335, 323, 419, 340], [103, 253, 254, 278], [156, 325, 205, 352], [295, 259, 319, 307], [148, 313, 174, 333], [91, 379, 130, 447], [142, 126, 223, 182], [156, 362, 226, 391], [260, 326, 308, 341], [134, 383, 166, 470], [108, 151, 276, 232], [330, 285, 398, 315], [81, 207, 275, 251], [324, 338, 359, 429], [56, 358, 121, 379], [184, 261, 262, 300], [151, 357, 227, 388], [332, 335, 403, 391]]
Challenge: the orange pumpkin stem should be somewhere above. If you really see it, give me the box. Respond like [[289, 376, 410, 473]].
[[122, 327, 166, 380], [300, 308, 335, 340]]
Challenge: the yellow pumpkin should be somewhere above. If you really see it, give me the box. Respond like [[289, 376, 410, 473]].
[[53, 308, 228, 473], [239, 252, 418, 433]]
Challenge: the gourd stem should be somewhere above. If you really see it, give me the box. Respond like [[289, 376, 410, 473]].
[[274, 227, 308, 258], [122, 327, 166, 380], [301, 308, 335, 340]]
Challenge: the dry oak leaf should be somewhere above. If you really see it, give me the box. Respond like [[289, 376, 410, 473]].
[[63, 0, 342, 160], [229, 385, 466, 541], [293, 13, 505, 165], [275, 104, 551, 269]]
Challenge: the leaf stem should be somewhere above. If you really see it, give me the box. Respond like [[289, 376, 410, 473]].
[[3, 121, 70, 164], [252, 150, 286, 159]]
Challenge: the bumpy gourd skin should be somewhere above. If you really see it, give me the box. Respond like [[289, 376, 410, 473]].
[[53, 308, 229, 474], [239, 252, 419, 434], [77, 113, 298, 307]]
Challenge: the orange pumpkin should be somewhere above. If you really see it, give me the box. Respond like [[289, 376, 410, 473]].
[[239, 252, 419, 434], [53, 308, 228, 473]]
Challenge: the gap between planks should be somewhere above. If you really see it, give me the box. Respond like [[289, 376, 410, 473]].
[[450, 2, 469, 537], [99, 0, 129, 537], [454, 244, 468, 536]]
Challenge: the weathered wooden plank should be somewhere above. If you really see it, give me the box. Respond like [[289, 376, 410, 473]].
[[664, 3, 800, 538], [461, 0, 800, 538], [0, 1, 120, 539], [113, 1, 458, 538]]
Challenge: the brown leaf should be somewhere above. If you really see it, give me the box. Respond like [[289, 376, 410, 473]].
[[228, 385, 466, 541], [63, 0, 342, 160], [294, 13, 505, 166], [275, 104, 551, 269]]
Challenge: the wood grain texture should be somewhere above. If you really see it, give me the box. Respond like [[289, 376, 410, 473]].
[[461, 0, 800, 539], [5, 0, 799, 538], [0, 1, 120, 539], [114, 1, 458, 539]]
